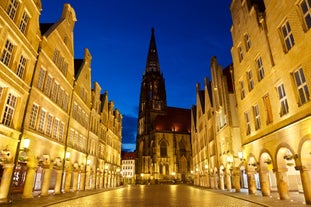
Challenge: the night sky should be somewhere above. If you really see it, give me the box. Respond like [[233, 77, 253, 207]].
[[40, 0, 233, 152]]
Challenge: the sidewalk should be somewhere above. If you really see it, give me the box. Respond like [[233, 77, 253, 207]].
[[207, 188, 311, 207]]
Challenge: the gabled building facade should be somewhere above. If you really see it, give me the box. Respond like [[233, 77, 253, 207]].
[[0, 2, 122, 204], [136, 28, 192, 184], [231, 0, 311, 204]]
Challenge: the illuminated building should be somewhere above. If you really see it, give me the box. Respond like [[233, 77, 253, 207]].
[[121, 151, 136, 185], [231, 0, 311, 204], [0, 1, 122, 203], [192, 57, 241, 190], [136, 28, 192, 184]]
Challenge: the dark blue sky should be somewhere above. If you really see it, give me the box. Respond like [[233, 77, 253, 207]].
[[40, 0, 233, 152]]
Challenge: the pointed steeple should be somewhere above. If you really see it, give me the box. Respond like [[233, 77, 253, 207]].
[[145, 28, 160, 73]]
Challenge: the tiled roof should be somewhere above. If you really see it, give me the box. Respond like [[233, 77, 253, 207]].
[[154, 107, 191, 133]]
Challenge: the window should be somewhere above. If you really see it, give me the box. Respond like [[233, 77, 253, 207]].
[[59, 122, 64, 142], [256, 57, 265, 81], [281, 20, 295, 51], [29, 104, 39, 129], [247, 70, 254, 91], [277, 84, 289, 116], [1, 40, 14, 66], [57, 88, 64, 107], [19, 12, 29, 34], [44, 75, 52, 96], [7, 0, 19, 20], [37, 68, 46, 90], [300, 0, 311, 30], [263, 94, 273, 124], [238, 45, 244, 62], [244, 112, 251, 135], [38, 109, 46, 132], [17, 55, 27, 79], [160, 141, 168, 157], [51, 82, 59, 102], [53, 119, 59, 139], [240, 81, 245, 99], [52, 49, 59, 63], [63, 93, 69, 111], [253, 105, 261, 130], [46, 114, 53, 135], [69, 129, 74, 146], [2, 93, 17, 127], [244, 34, 251, 51], [293, 68, 310, 105]]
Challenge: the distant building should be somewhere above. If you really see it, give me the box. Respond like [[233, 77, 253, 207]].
[[231, 0, 311, 204], [121, 151, 136, 184], [135, 28, 192, 184], [0, 1, 122, 204]]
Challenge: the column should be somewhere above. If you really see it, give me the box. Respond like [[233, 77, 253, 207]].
[[210, 175, 215, 189], [247, 171, 257, 194], [64, 162, 72, 193], [22, 164, 38, 198], [40, 164, 53, 196], [300, 168, 311, 204], [0, 163, 14, 203], [232, 168, 241, 192], [99, 172, 104, 189], [276, 169, 290, 200], [225, 170, 232, 191], [96, 171, 100, 189], [79, 172, 85, 190], [72, 171, 79, 192], [54, 169, 62, 194], [219, 174, 225, 190], [85, 171, 90, 190], [259, 169, 270, 196]]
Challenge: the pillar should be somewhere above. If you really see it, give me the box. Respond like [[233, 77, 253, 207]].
[[259, 169, 270, 196], [85, 171, 90, 190], [219, 174, 225, 190], [300, 168, 311, 204], [247, 171, 257, 194], [72, 171, 79, 192], [40, 164, 53, 196], [96, 171, 100, 189], [276, 169, 290, 200], [226, 170, 232, 191], [0, 163, 14, 203], [64, 167, 72, 193], [79, 172, 85, 190], [99, 172, 104, 189], [22, 166, 37, 198], [210, 175, 215, 189], [232, 168, 241, 192], [54, 169, 62, 194]]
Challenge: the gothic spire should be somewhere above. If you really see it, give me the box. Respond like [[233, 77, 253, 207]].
[[145, 28, 160, 73]]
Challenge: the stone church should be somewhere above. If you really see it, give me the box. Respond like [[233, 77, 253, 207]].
[[135, 28, 192, 184]]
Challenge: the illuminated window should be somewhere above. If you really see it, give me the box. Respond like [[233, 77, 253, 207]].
[[59, 122, 64, 142], [1, 40, 14, 66], [57, 88, 64, 107], [69, 129, 74, 146], [29, 104, 39, 129], [244, 34, 251, 51], [256, 57, 265, 81], [160, 141, 167, 157], [51, 82, 59, 102], [7, 0, 19, 20], [247, 70, 254, 91], [74, 131, 79, 148], [38, 109, 46, 132], [19, 12, 29, 34], [263, 94, 273, 124], [300, 0, 311, 29], [238, 45, 244, 62], [281, 20, 295, 51], [63, 93, 69, 111], [44, 75, 52, 96], [52, 49, 59, 63], [240, 81, 245, 99], [253, 105, 261, 130], [244, 112, 251, 135], [293, 68, 310, 105], [37, 68, 46, 90], [53, 119, 59, 139], [2, 93, 17, 127], [17, 55, 27, 79], [277, 84, 289, 116], [46, 114, 53, 135]]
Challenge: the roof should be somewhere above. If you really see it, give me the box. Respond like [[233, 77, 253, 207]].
[[40, 23, 53, 35], [223, 64, 234, 93], [121, 151, 136, 160], [154, 107, 191, 133]]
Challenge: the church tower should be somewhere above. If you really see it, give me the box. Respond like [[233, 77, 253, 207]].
[[136, 28, 192, 184]]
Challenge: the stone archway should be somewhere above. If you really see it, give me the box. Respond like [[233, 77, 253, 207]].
[[246, 156, 258, 194], [259, 152, 274, 196]]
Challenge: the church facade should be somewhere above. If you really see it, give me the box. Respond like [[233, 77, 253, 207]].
[[135, 29, 192, 184]]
